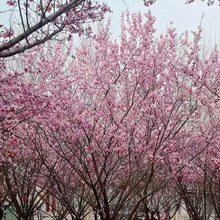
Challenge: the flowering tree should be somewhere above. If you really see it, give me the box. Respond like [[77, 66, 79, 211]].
[[10, 9, 219, 220], [1, 6, 220, 220], [133, 180, 181, 220], [42, 152, 91, 220], [1, 148, 50, 220]]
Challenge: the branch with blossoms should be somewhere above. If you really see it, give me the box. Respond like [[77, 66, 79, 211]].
[[0, 0, 110, 58]]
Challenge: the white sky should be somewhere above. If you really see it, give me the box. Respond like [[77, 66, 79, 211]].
[[103, 0, 220, 49]]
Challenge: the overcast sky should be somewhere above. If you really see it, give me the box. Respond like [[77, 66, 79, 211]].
[[103, 0, 220, 49]]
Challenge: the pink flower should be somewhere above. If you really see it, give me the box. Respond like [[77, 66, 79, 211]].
[[7, 0, 15, 6], [3, 29, 14, 38]]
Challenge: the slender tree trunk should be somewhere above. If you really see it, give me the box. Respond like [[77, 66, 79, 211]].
[[94, 213, 98, 220], [0, 208, 3, 220]]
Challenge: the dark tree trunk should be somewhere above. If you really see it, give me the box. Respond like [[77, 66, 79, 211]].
[[0, 208, 3, 220]]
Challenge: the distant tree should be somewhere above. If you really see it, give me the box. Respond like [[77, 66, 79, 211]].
[[144, 0, 220, 6], [185, 0, 220, 5]]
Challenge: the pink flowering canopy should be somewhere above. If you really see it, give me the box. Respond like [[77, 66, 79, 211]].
[[1, 8, 220, 183]]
